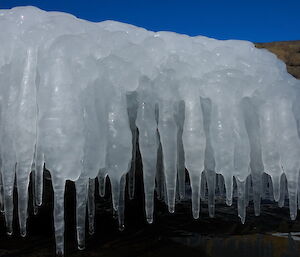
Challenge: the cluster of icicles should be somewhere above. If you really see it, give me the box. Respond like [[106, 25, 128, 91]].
[[0, 6, 300, 256]]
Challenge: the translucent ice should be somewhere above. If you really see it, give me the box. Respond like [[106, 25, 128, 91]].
[[0, 6, 300, 256]]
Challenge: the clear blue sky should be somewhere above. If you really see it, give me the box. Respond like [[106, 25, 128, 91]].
[[1, 0, 299, 43]]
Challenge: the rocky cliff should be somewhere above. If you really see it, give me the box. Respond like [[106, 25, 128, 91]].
[[255, 40, 300, 79]]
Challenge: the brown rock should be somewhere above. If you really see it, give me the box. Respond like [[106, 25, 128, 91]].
[[289, 53, 300, 66], [255, 40, 300, 79]]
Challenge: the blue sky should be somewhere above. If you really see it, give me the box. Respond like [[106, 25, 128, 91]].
[[1, 0, 299, 43]]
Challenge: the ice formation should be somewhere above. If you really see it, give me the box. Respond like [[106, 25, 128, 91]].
[[0, 6, 300, 256]]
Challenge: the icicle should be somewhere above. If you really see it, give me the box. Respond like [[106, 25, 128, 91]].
[[155, 141, 165, 200], [13, 46, 38, 236], [75, 177, 88, 250], [181, 83, 206, 219], [101, 56, 134, 227], [16, 164, 31, 237], [105, 87, 133, 215], [88, 178, 95, 235], [276, 97, 300, 220], [157, 99, 178, 213], [117, 175, 126, 231], [286, 175, 299, 220], [243, 97, 263, 216], [110, 175, 127, 231], [269, 174, 280, 202], [279, 173, 286, 208], [202, 97, 216, 216], [34, 75, 44, 209], [223, 176, 233, 206], [236, 178, 247, 224], [258, 99, 283, 202], [126, 92, 138, 200], [110, 171, 124, 213], [136, 77, 158, 223], [52, 178, 66, 256], [31, 168, 38, 215], [177, 141, 186, 200], [233, 99, 251, 214], [127, 129, 137, 200], [252, 174, 262, 216], [175, 100, 186, 200], [34, 149, 44, 207], [1, 162, 16, 236], [209, 97, 235, 206], [205, 170, 216, 218]]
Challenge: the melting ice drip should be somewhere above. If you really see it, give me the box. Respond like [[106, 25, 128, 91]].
[[0, 6, 300, 256]]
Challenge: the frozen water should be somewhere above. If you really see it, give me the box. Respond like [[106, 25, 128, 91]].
[[0, 6, 300, 255]]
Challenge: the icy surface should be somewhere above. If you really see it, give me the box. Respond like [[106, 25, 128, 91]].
[[0, 6, 300, 255]]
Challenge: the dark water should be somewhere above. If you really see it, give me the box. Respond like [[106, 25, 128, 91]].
[[0, 174, 299, 257]]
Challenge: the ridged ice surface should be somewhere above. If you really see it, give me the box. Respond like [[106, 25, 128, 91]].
[[0, 6, 300, 256]]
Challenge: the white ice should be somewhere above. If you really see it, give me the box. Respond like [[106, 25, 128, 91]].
[[0, 6, 300, 256]]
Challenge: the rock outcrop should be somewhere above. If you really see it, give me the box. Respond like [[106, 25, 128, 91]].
[[255, 40, 300, 79]]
